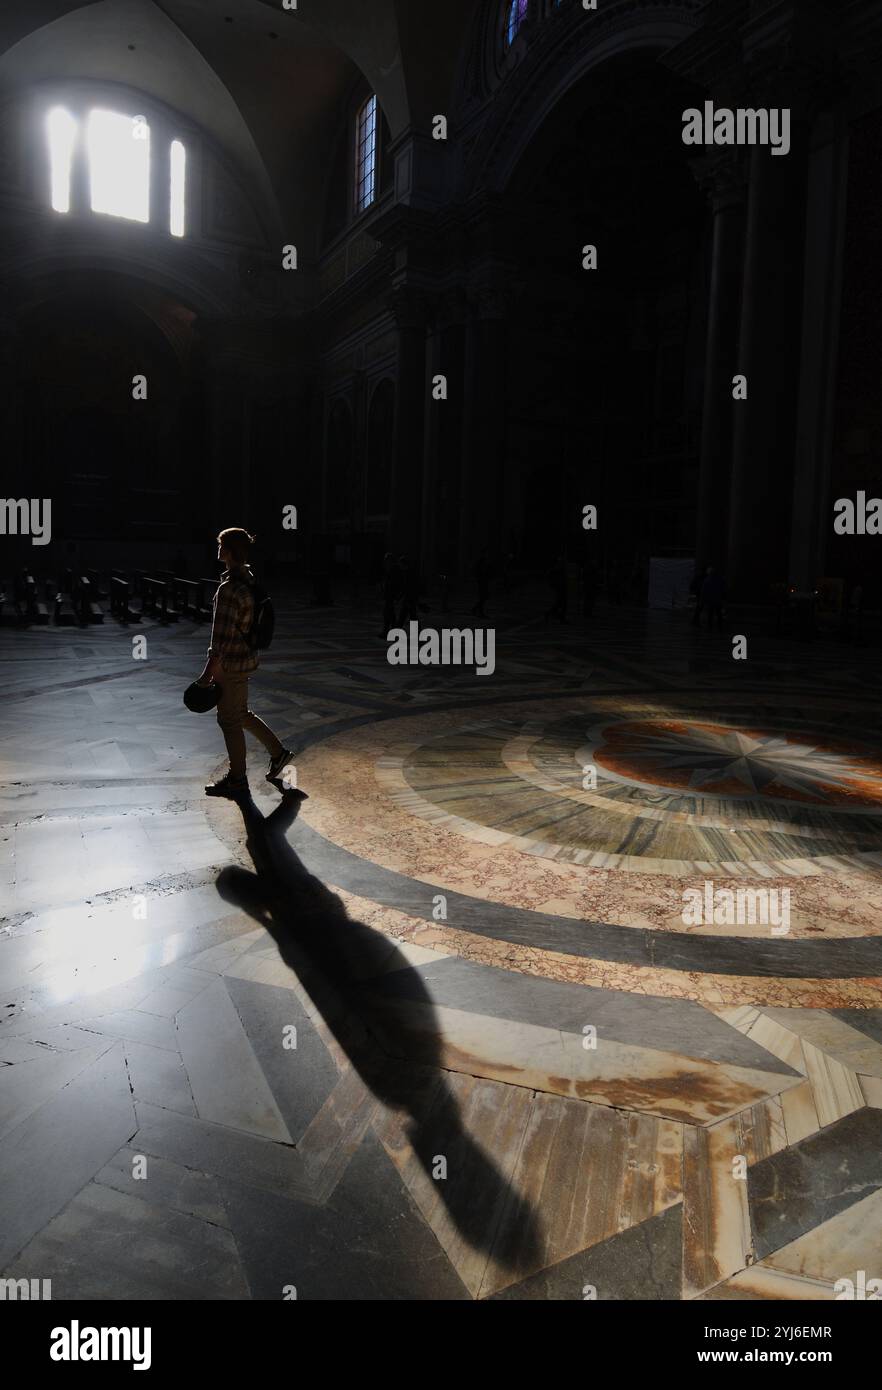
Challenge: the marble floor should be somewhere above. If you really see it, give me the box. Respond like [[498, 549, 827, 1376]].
[[1, 591, 881, 1300]]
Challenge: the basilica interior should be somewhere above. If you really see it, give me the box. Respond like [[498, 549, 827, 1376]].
[[2, 0, 882, 1308]]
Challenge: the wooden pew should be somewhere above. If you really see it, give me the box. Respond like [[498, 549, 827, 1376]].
[[76, 575, 104, 624]]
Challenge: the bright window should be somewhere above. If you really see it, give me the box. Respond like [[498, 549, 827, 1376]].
[[354, 94, 377, 214], [170, 139, 186, 237], [87, 108, 150, 223], [45, 104, 187, 235], [47, 106, 77, 213]]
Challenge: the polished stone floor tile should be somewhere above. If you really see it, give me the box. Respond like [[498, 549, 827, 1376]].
[[749, 1107, 882, 1259], [223, 975, 339, 1146], [95, 1146, 231, 1228], [682, 1116, 753, 1297], [123, 1039, 196, 1116], [0, 1043, 136, 1268], [175, 979, 293, 1142], [79, 1008, 180, 1052], [219, 1132, 471, 1301], [490, 1205, 683, 1300], [132, 1100, 308, 1201], [6, 1180, 248, 1300], [0, 1035, 115, 1141], [756, 1187, 882, 1289]]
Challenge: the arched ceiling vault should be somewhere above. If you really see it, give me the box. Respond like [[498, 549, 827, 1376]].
[[0, 0, 477, 259]]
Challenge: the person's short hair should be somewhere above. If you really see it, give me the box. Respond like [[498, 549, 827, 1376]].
[[217, 527, 255, 566]]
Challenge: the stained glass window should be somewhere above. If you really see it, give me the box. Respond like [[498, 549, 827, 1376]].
[[354, 94, 378, 214], [505, 0, 529, 48]]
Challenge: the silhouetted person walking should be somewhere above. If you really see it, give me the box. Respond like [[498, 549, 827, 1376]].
[[196, 528, 292, 799]]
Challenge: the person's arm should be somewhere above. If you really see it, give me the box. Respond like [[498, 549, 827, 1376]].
[[197, 585, 229, 684]]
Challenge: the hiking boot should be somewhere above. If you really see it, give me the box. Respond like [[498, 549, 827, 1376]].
[[205, 773, 249, 800]]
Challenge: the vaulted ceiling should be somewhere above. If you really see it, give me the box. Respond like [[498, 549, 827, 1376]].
[[0, 0, 475, 240]]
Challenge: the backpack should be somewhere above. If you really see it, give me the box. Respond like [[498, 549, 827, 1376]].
[[247, 580, 275, 650]]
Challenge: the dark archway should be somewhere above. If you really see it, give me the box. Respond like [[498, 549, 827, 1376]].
[[500, 51, 707, 587], [16, 280, 200, 554]]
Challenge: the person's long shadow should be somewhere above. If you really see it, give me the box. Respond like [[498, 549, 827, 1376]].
[[216, 786, 541, 1273]]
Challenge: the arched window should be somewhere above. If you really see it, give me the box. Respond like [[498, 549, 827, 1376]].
[[354, 94, 378, 214], [45, 102, 187, 236], [504, 0, 529, 48]]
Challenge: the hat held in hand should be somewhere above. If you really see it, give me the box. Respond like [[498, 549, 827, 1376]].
[[183, 681, 220, 714]]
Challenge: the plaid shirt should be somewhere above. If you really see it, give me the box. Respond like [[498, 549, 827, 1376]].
[[208, 567, 258, 673]]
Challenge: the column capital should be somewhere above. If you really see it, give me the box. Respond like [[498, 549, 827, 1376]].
[[690, 148, 749, 212], [466, 262, 515, 322], [436, 286, 469, 331], [469, 285, 509, 322], [387, 283, 431, 331]]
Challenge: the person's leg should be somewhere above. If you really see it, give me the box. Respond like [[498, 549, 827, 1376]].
[[243, 699, 284, 761], [215, 674, 248, 782]]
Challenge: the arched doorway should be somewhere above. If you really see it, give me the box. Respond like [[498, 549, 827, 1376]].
[[16, 280, 198, 559]]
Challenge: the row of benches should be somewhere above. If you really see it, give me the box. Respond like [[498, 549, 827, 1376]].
[[108, 573, 218, 626], [0, 570, 219, 628]]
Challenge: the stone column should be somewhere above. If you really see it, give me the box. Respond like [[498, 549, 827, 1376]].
[[421, 288, 467, 582], [788, 105, 850, 591], [459, 276, 509, 573], [420, 303, 443, 578], [693, 151, 747, 574], [388, 284, 428, 561], [726, 112, 813, 600], [0, 316, 21, 477]]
